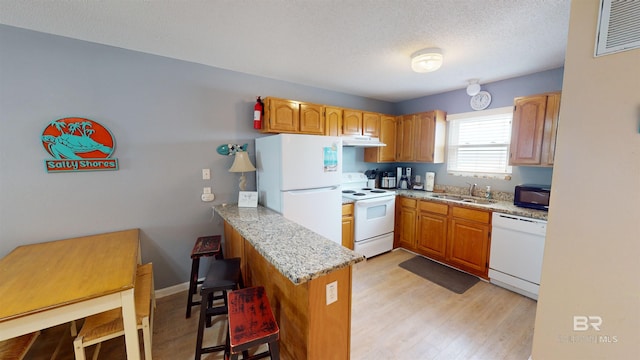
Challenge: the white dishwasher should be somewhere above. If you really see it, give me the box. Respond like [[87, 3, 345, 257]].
[[489, 212, 547, 300]]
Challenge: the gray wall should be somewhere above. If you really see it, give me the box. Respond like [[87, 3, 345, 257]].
[[0, 25, 392, 288], [0, 24, 562, 289]]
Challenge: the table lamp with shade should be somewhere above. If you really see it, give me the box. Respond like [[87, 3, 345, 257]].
[[228, 150, 256, 191]]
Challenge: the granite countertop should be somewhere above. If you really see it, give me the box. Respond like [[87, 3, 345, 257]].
[[392, 189, 549, 221], [213, 204, 365, 285]]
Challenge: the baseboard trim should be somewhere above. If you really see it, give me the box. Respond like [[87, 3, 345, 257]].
[[155, 277, 204, 298]]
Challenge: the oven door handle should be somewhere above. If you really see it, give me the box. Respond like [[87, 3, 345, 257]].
[[354, 197, 395, 208]]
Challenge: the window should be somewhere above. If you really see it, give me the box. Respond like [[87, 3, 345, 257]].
[[446, 106, 513, 179]]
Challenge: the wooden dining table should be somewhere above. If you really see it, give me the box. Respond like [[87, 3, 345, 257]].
[[0, 228, 143, 359]]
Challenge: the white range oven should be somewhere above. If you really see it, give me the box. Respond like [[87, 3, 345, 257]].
[[342, 173, 396, 258]]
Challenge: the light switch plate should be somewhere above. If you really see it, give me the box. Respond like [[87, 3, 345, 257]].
[[202, 168, 211, 180]]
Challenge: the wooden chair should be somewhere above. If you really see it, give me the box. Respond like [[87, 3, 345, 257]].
[[227, 286, 280, 360], [0, 331, 40, 360], [73, 263, 155, 360]]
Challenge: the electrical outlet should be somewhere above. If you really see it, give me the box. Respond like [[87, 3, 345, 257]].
[[326, 281, 338, 305], [202, 168, 210, 180], [203, 187, 211, 194]]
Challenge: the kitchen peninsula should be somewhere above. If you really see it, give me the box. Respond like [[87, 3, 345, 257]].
[[213, 204, 364, 360]]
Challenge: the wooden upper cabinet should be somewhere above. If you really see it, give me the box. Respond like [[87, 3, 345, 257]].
[[262, 97, 324, 135], [342, 110, 363, 135], [299, 103, 324, 134], [541, 92, 561, 165], [364, 115, 396, 163], [342, 110, 381, 137], [510, 92, 561, 166], [396, 114, 416, 161], [415, 110, 446, 163], [362, 112, 380, 137], [325, 106, 343, 136], [264, 97, 299, 133]]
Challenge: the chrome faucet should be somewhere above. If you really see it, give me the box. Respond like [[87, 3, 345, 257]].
[[466, 182, 477, 196]]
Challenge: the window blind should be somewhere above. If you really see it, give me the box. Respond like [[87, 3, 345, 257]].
[[447, 107, 513, 178]]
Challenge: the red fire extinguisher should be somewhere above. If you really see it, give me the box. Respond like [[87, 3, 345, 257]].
[[253, 96, 263, 129]]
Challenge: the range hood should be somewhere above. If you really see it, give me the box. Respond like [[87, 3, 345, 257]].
[[341, 135, 386, 147]]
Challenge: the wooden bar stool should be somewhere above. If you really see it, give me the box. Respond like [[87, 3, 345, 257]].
[[194, 257, 243, 360], [227, 286, 280, 360], [186, 235, 223, 319]]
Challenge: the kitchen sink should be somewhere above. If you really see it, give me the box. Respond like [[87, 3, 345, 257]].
[[431, 194, 497, 205]]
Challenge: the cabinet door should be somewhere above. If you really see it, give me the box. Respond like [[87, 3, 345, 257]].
[[416, 111, 435, 162], [342, 204, 354, 249], [414, 110, 447, 163], [396, 115, 415, 161], [362, 112, 380, 137], [447, 218, 490, 277], [342, 110, 363, 135], [325, 106, 343, 136], [541, 92, 561, 165], [510, 95, 547, 165], [416, 211, 448, 260], [395, 198, 417, 250], [364, 115, 396, 163], [299, 103, 324, 134], [266, 98, 299, 133]]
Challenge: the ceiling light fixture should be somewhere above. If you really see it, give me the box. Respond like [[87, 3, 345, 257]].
[[410, 48, 443, 73], [466, 79, 481, 96]]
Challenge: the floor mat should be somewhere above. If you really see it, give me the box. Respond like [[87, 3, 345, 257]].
[[399, 256, 479, 294]]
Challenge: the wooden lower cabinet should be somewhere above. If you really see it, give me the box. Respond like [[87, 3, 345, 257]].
[[416, 200, 448, 261], [395, 197, 417, 251], [223, 221, 353, 360], [395, 197, 492, 279], [342, 203, 354, 249]]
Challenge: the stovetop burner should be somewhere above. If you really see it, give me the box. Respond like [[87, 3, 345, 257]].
[[341, 172, 396, 200]]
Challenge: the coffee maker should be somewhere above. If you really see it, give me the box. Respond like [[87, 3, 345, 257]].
[[397, 167, 412, 189]]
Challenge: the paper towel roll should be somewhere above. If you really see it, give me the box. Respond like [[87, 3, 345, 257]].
[[425, 172, 435, 191]]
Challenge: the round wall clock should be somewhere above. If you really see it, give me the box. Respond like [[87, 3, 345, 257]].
[[470, 91, 492, 110]]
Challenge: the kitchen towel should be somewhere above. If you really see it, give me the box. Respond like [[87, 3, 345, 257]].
[[399, 256, 479, 294]]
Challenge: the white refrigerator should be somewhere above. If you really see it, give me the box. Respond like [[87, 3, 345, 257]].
[[255, 134, 342, 244]]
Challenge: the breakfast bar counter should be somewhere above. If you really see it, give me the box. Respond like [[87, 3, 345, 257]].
[[213, 204, 364, 360], [213, 204, 363, 284]]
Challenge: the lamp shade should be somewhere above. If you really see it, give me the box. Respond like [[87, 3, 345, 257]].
[[411, 48, 443, 73], [228, 151, 256, 173]]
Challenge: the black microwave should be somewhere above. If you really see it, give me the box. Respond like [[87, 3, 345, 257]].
[[514, 184, 551, 211]]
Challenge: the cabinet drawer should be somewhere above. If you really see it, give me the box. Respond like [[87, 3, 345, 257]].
[[342, 203, 354, 217], [399, 197, 417, 208], [418, 200, 448, 215], [451, 206, 491, 223]]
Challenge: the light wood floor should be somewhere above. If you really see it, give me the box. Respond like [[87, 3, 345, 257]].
[[24, 249, 536, 360]]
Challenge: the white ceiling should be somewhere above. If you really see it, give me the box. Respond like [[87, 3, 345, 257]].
[[0, 0, 571, 102]]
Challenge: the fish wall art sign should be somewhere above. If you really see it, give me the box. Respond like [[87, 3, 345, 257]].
[[42, 117, 119, 173]]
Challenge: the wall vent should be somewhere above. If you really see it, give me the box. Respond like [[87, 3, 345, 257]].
[[595, 0, 640, 57]]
